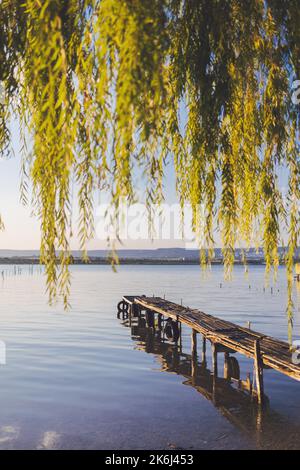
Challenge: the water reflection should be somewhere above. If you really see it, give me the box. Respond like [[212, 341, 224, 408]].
[[120, 315, 300, 449]]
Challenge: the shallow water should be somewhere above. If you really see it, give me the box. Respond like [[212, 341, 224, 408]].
[[0, 264, 300, 449]]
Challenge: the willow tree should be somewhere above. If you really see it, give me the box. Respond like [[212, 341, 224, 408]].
[[0, 1, 299, 339]]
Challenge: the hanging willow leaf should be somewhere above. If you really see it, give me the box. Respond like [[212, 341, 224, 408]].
[[0, 0, 299, 341]]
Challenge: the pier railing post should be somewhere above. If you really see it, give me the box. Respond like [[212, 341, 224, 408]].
[[254, 338, 264, 405]]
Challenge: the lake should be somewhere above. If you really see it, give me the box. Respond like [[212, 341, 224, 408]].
[[0, 264, 300, 449]]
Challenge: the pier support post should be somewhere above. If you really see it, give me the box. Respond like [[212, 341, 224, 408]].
[[202, 336, 207, 366], [224, 352, 230, 380], [146, 310, 155, 328], [212, 342, 218, 377], [129, 304, 132, 326], [179, 321, 182, 352], [162, 318, 165, 342], [254, 339, 264, 405], [191, 329, 197, 357], [191, 358, 197, 383], [191, 329, 197, 382], [132, 303, 139, 318], [211, 343, 219, 405]]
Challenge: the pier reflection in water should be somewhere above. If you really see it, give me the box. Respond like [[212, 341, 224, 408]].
[[119, 312, 300, 450]]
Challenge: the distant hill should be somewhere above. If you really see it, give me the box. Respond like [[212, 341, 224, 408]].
[[0, 247, 298, 260]]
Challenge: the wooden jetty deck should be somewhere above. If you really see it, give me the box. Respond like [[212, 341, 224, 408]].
[[118, 295, 300, 404]]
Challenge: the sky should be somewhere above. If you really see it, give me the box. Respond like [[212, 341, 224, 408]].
[[0, 119, 290, 252], [0, 151, 41, 250], [0, 122, 184, 251]]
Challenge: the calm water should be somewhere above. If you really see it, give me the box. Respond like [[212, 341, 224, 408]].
[[0, 264, 300, 449]]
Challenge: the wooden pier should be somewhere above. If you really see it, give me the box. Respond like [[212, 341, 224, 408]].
[[118, 295, 300, 405]]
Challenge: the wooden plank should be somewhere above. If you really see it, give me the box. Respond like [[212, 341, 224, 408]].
[[123, 295, 137, 305]]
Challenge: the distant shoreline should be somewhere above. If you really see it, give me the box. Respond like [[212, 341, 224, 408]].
[[0, 257, 293, 266], [0, 247, 298, 266]]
